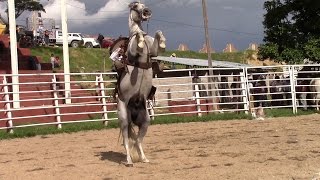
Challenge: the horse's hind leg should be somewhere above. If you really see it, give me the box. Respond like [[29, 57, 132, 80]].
[[137, 114, 151, 163], [118, 99, 133, 166]]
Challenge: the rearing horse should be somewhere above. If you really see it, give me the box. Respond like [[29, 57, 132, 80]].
[[117, 1, 165, 166]]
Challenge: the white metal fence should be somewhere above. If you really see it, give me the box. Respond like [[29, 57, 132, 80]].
[[1, 64, 320, 133]]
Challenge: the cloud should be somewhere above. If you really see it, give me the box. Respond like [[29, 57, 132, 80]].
[[157, 0, 200, 7], [42, 0, 128, 28], [222, 6, 245, 12]]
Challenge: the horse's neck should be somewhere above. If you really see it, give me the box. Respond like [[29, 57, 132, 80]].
[[128, 17, 145, 36]]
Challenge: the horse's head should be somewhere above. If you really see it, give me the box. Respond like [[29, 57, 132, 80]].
[[129, 1, 152, 22]]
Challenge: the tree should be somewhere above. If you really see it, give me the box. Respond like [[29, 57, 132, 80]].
[[0, 0, 45, 25], [259, 0, 320, 63]]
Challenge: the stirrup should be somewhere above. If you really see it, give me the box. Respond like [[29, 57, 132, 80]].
[[148, 86, 157, 100]]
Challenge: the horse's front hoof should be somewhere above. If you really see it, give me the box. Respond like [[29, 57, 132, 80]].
[[159, 41, 166, 49], [138, 41, 144, 49], [159, 37, 166, 49]]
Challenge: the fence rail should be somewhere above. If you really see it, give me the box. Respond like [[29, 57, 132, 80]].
[[1, 64, 320, 133]]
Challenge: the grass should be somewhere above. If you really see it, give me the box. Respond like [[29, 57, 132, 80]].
[[264, 108, 317, 117], [0, 109, 317, 140], [31, 47, 112, 73]]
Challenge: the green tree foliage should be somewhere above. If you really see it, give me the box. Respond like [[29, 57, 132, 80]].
[[304, 39, 320, 61], [0, 0, 45, 24], [259, 0, 320, 63]]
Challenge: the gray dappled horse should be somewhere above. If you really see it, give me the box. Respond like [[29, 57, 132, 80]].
[[117, 1, 165, 166]]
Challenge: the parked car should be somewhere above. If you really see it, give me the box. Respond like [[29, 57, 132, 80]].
[[49, 29, 100, 48], [81, 34, 101, 48], [101, 38, 114, 49]]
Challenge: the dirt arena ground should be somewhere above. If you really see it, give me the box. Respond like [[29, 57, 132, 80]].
[[1, 114, 320, 180]]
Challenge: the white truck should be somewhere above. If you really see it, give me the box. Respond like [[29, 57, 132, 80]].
[[49, 29, 100, 48]]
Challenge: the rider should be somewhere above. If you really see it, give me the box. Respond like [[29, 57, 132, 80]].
[[109, 42, 157, 100], [109, 44, 126, 76]]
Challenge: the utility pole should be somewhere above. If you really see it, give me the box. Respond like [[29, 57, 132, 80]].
[[202, 0, 219, 112], [31, 0, 39, 34], [201, 0, 213, 74]]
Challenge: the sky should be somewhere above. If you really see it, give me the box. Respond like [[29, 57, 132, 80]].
[[0, 0, 266, 52]]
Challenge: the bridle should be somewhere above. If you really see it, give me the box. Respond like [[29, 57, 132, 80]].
[[129, 4, 152, 22]]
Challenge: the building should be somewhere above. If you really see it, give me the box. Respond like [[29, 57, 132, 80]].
[[248, 43, 259, 51], [198, 43, 215, 53], [223, 43, 238, 53], [177, 43, 190, 51]]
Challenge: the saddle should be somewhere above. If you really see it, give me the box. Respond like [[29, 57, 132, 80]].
[[112, 70, 157, 101], [110, 37, 163, 101]]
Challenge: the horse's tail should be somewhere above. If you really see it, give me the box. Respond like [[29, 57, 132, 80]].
[[127, 93, 147, 162], [127, 93, 147, 127]]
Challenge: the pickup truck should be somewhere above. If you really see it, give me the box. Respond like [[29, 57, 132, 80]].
[[49, 30, 100, 48]]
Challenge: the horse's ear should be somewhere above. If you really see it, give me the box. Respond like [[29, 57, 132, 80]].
[[129, 2, 138, 9]]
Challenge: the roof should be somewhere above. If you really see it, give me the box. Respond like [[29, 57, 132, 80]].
[[152, 56, 252, 68]]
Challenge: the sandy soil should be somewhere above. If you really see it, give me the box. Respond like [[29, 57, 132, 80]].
[[1, 114, 320, 180]]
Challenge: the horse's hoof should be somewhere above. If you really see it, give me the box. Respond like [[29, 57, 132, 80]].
[[159, 42, 166, 49], [125, 163, 134, 167], [159, 37, 166, 49], [138, 41, 144, 49], [141, 158, 150, 163]]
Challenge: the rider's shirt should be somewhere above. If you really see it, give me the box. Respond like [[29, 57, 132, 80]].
[[110, 48, 123, 61]]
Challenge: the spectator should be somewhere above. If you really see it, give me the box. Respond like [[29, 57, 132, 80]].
[[16, 25, 20, 47], [28, 56, 41, 70], [36, 58, 42, 71], [170, 53, 176, 69], [54, 56, 61, 68], [97, 33, 104, 47], [44, 30, 49, 46], [50, 54, 55, 69]]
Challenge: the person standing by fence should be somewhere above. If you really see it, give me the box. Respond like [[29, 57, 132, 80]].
[[50, 53, 55, 69], [97, 33, 104, 48]]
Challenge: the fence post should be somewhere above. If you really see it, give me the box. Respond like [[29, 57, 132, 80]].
[[98, 74, 108, 126], [289, 66, 297, 114], [52, 75, 62, 129], [244, 67, 253, 114], [194, 83, 202, 117], [240, 70, 249, 114], [3, 77, 13, 134]]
